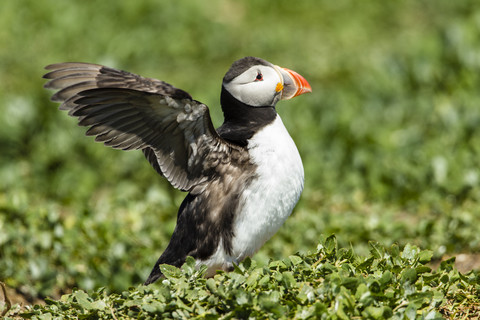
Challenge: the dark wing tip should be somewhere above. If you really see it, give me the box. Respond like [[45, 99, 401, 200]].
[[44, 63, 60, 70], [44, 62, 74, 73], [43, 66, 57, 80]]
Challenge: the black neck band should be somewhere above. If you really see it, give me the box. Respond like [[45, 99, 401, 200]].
[[217, 87, 277, 146]]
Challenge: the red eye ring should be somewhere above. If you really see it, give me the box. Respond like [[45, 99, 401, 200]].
[[255, 73, 263, 81]]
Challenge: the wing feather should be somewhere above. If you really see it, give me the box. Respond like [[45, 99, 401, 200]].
[[44, 62, 247, 192]]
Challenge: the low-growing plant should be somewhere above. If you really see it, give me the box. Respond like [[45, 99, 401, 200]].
[[7, 236, 478, 319]]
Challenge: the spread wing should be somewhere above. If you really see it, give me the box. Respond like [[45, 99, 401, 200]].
[[43, 62, 245, 193]]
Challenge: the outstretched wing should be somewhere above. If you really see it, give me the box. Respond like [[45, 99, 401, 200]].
[[43, 63, 244, 193]]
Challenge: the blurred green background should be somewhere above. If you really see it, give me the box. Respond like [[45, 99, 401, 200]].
[[1, 0, 480, 300]]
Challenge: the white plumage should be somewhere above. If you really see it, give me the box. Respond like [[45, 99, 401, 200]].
[[199, 115, 304, 276]]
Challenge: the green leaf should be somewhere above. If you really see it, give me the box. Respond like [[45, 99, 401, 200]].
[[159, 264, 181, 279], [440, 274, 449, 284], [289, 255, 303, 266], [355, 283, 368, 301], [89, 300, 107, 311], [439, 257, 456, 271], [258, 275, 271, 287], [281, 271, 297, 289], [297, 284, 315, 304], [234, 289, 249, 305], [229, 273, 246, 288], [369, 241, 384, 259], [363, 306, 386, 319], [341, 277, 359, 290], [401, 244, 419, 261], [425, 310, 445, 319], [415, 266, 431, 274], [407, 291, 433, 308], [181, 256, 196, 275], [312, 302, 328, 316], [389, 244, 400, 258], [245, 268, 262, 289], [259, 291, 284, 317], [73, 290, 93, 310], [242, 257, 253, 270], [379, 270, 393, 286], [404, 304, 418, 320], [206, 278, 216, 293], [401, 268, 417, 284], [269, 260, 287, 269], [418, 250, 433, 264], [357, 256, 374, 271], [325, 235, 337, 255], [368, 280, 381, 294], [142, 300, 164, 313]]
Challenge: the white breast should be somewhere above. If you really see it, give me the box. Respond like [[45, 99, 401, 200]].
[[197, 115, 304, 276], [232, 115, 304, 259]]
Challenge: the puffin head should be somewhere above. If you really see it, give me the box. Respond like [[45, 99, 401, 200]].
[[222, 57, 312, 108]]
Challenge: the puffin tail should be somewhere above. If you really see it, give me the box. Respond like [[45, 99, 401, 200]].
[[144, 266, 163, 285]]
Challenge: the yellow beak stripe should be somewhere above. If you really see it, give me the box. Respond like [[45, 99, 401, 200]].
[[275, 82, 284, 92]]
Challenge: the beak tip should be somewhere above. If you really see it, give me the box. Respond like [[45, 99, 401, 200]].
[[281, 67, 312, 99], [302, 84, 313, 94]]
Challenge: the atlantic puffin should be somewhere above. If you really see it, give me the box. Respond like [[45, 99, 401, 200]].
[[43, 56, 311, 285]]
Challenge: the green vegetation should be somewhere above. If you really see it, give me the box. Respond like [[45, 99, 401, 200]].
[[1, 0, 480, 318], [19, 237, 480, 319]]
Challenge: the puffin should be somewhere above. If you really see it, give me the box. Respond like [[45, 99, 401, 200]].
[[43, 56, 312, 285]]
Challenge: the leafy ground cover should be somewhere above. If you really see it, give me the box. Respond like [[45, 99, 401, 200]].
[[1, 0, 480, 318], [8, 236, 480, 319]]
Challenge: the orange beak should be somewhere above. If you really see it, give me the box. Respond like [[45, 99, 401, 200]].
[[276, 66, 312, 100]]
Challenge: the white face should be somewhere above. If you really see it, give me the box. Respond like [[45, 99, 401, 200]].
[[223, 65, 283, 107]]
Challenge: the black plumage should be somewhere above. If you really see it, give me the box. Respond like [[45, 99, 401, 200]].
[[218, 87, 277, 147]]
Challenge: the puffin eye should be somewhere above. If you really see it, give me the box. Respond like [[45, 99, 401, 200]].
[[255, 73, 263, 81]]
